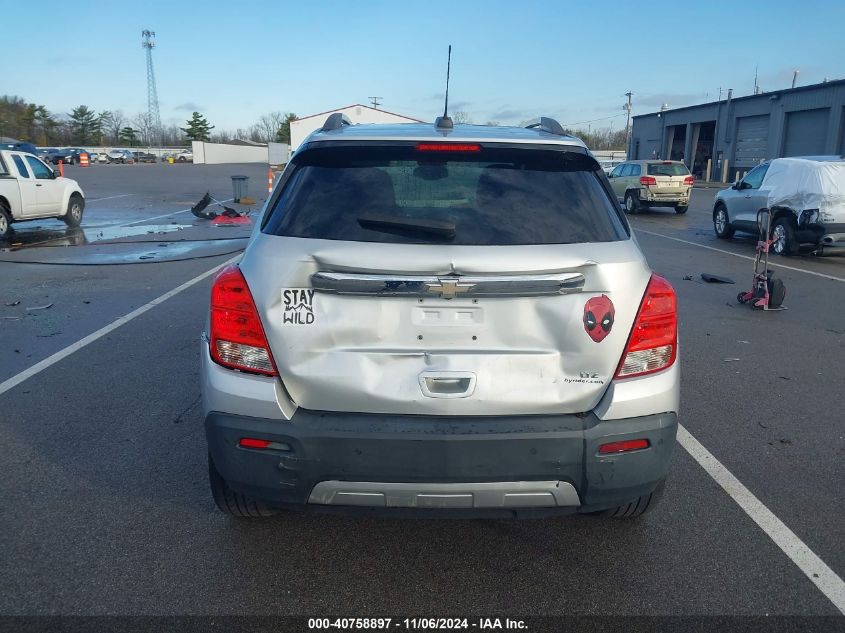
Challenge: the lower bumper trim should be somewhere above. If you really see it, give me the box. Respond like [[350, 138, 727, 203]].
[[308, 480, 580, 509]]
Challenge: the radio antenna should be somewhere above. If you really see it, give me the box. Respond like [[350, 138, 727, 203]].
[[435, 45, 454, 129]]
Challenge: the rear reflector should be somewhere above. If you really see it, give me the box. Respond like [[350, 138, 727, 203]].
[[639, 176, 657, 186], [416, 143, 481, 152], [239, 438, 272, 449], [209, 265, 278, 376], [615, 274, 677, 379], [599, 439, 650, 454]]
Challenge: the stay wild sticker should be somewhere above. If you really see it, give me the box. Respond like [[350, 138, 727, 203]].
[[281, 288, 315, 325]]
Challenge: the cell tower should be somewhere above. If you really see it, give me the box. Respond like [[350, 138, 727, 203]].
[[141, 30, 162, 146]]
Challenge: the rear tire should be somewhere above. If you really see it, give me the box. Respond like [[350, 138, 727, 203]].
[[713, 204, 734, 239], [63, 194, 84, 227], [208, 454, 278, 518], [675, 205, 688, 214], [624, 191, 640, 214], [772, 217, 799, 256], [600, 479, 665, 519], [0, 206, 12, 240]]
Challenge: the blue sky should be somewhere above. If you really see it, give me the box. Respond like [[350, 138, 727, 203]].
[[4, 0, 844, 132]]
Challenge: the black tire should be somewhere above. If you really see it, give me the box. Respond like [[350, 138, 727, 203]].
[[675, 205, 688, 214], [0, 205, 12, 240], [63, 194, 84, 227], [713, 204, 734, 239], [600, 479, 665, 519], [178, 156, 186, 162], [624, 191, 640, 214], [772, 216, 799, 256], [208, 454, 278, 518]]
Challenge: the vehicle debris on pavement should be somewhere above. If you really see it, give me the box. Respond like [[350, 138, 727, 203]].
[[26, 302, 54, 311], [701, 273, 735, 284], [190, 192, 251, 222]]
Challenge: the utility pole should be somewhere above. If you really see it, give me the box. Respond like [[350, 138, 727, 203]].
[[369, 96, 383, 109], [142, 30, 162, 149], [623, 91, 633, 152]]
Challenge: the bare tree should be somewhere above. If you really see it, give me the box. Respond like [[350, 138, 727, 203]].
[[99, 110, 125, 145], [132, 112, 153, 146], [453, 111, 472, 124], [253, 111, 284, 143]]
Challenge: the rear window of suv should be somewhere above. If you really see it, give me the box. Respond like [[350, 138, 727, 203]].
[[263, 144, 627, 245], [647, 162, 690, 176]]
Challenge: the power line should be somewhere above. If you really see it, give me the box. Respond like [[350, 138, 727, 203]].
[[560, 112, 626, 128]]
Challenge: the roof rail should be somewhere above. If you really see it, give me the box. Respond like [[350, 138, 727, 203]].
[[524, 117, 566, 136], [321, 113, 352, 132]]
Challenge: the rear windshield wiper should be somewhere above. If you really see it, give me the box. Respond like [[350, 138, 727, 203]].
[[357, 214, 456, 240]]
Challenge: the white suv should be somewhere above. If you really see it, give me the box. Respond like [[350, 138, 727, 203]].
[[714, 156, 845, 255], [201, 115, 680, 519]]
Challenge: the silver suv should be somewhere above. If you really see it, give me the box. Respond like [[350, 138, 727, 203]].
[[201, 115, 680, 519], [608, 160, 693, 214]]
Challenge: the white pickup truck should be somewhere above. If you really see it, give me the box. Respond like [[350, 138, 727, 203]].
[[0, 150, 85, 240]]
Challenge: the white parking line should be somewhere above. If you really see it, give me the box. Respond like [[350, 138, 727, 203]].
[[635, 228, 845, 283], [0, 255, 240, 398], [121, 198, 235, 226], [86, 194, 134, 203], [677, 424, 845, 614]]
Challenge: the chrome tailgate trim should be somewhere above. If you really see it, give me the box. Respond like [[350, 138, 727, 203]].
[[311, 271, 586, 298]]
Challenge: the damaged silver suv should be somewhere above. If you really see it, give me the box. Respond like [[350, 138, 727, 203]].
[[201, 115, 679, 519]]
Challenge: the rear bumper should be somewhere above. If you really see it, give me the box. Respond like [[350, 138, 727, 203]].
[[641, 189, 690, 205], [206, 409, 677, 516]]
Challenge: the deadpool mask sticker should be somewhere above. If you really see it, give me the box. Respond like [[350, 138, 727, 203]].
[[583, 295, 615, 343]]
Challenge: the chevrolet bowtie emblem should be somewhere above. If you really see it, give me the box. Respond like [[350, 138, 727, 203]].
[[425, 277, 476, 299]]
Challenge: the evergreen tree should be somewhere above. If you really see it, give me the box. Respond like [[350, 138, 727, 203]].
[[68, 105, 100, 145], [180, 112, 214, 142], [275, 113, 297, 145], [118, 127, 139, 146]]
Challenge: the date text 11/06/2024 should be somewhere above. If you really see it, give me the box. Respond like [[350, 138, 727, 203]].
[[307, 618, 528, 630]]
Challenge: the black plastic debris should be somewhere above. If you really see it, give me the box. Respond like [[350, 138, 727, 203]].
[[191, 193, 217, 219], [701, 273, 735, 284], [191, 192, 249, 221]]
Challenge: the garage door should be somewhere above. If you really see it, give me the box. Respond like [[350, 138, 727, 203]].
[[734, 115, 770, 169], [784, 108, 830, 157]]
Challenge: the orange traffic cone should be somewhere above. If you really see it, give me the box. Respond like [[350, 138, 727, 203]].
[[268, 168, 273, 194]]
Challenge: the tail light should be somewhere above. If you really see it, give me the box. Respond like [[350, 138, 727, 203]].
[[615, 274, 677, 379], [683, 175, 694, 185], [639, 176, 657, 186], [209, 265, 278, 376]]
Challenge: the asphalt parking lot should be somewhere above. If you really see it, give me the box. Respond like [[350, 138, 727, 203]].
[[1, 165, 843, 621]]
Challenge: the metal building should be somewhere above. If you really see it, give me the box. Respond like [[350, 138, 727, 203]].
[[629, 79, 845, 181]]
